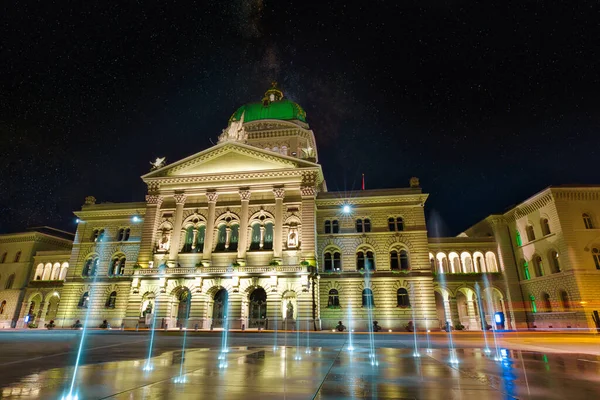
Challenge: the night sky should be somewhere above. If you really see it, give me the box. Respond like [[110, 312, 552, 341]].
[[2, 1, 599, 236]]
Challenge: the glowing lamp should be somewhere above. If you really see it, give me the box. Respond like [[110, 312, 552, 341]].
[[131, 215, 142, 223], [342, 204, 351, 214], [75, 218, 82, 224]]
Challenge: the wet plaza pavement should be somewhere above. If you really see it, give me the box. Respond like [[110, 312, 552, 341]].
[[0, 331, 599, 399]]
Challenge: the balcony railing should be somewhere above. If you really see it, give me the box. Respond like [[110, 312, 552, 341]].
[[135, 265, 308, 275]]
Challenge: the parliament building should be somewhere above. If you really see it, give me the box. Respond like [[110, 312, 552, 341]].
[[1, 85, 599, 332]]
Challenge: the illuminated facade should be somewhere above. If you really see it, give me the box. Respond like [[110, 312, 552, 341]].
[[0, 228, 73, 329], [4, 86, 598, 332], [464, 186, 600, 330]]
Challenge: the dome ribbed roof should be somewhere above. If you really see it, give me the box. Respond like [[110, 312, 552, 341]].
[[228, 84, 307, 124]]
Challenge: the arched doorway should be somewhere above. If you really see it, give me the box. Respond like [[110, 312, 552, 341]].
[[45, 294, 60, 322], [176, 288, 191, 328], [434, 291, 446, 329], [212, 289, 228, 328], [249, 288, 267, 328]]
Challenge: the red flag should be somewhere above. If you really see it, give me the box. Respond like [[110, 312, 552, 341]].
[[362, 173, 365, 190]]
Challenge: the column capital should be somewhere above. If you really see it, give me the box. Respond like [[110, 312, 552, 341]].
[[173, 193, 187, 205], [300, 186, 316, 198], [239, 189, 251, 201], [273, 187, 285, 200], [206, 191, 219, 204], [145, 195, 164, 206]]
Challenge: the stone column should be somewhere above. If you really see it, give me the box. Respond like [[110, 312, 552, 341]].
[[138, 195, 164, 267], [237, 189, 251, 260], [273, 187, 285, 259], [202, 191, 218, 263], [448, 297, 460, 327], [300, 186, 317, 261], [466, 300, 479, 330], [168, 193, 187, 263]]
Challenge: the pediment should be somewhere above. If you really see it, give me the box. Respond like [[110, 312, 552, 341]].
[[143, 142, 319, 179]]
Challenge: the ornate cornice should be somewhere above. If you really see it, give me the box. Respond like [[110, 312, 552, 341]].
[[316, 196, 426, 207], [143, 168, 321, 186], [300, 186, 316, 197]]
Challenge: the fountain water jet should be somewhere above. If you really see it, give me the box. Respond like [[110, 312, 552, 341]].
[[363, 266, 378, 366], [425, 318, 432, 353], [474, 282, 492, 355], [409, 285, 420, 358], [481, 275, 502, 361], [346, 300, 355, 351], [174, 289, 192, 383], [218, 293, 230, 369], [61, 241, 106, 400]]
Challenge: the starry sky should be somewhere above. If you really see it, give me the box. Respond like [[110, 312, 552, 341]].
[[1, 1, 599, 236]]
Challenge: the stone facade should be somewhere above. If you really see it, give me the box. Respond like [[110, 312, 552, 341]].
[[464, 186, 600, 331], [4, 87, 598, 332], [0, 229, 73, 329]]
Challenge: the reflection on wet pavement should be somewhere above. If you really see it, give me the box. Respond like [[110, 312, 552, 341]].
[[1, 343, 600, 400]]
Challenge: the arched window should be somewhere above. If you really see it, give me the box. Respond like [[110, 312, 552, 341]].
[[116, 257, 126, 276], [229, 225, 239, 251], [533, 255, 544, 277], [515, 231, 522, 246], [332, 220, 339, 234], [91, 229, 99, 242], [196, 226, 206, 252], [430, 256, 436, 270], [328, 289, 340, 308], [397, 217, 404, 231], [522, 260, 531, 280], [42, 263, 52, 280], [106, 291, 117, 309], [124, 228, 131, 241], [83, 257, 99, 277], [485, 252, 498, 272], [78, 292, 90, 308], [182, 226, 194, 253], [324, 252, 333, 272], [264, 222, 274, 250], [397, 288, 410, 307], [388, 218, 395, 231], [117, 228, 125, 241], [250, 224, 261, 250], [0, 300, 5, 314], [364, 219, 371, 232], [93, 229, 105, 242], [529, 294, 537, 313], [560, 290, 570, 310], [362, 288, 374, 308], [35, 263, 43, 280], [526, 225, 536, 242], [356, 251, 365, 271], [400, 250, 410, 271], [324, 220, 331, 234], [541, 218, 551, 236], [593, 248, 600, 270], [333, 252, 341, 270], [5, 274, 15, 289], [51, 263, 61, 280], [542, 292, 551, 312], [0, 252, 6, 263], [390, 250, 399, 270], [366, 251, 375, 270], [549, 251, 561, 273], [14, 251, 21, 263], [356, 219, 363, 233], [583, 213, 594, 229], [215, 225, 227, 251]]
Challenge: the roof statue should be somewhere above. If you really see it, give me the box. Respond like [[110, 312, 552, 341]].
[[218, 110, 248, 143], [301, 146, 316, 159], [150, 157, 166, 170]]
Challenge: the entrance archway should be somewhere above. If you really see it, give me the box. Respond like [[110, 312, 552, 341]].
[[176, 288, 191, 328], [212, 289, 228, 328], [249, 287, 267, 328]]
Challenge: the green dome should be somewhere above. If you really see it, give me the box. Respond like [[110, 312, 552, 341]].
[[228, 84, 307, 124]]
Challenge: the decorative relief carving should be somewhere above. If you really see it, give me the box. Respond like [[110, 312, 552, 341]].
[[239, 189, 251, 201], [173, 193, 187, 205], [147, 181, 160, 193], [84, 196, 96, 205], [273, 187, 285, 200], [206, 191, 219, 203], [146, 195, 163, 206], [301, 171, 318, 186], [300, 186, 316, 197]]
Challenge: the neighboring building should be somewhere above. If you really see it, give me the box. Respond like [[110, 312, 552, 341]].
[[464, 186, 600, 330], [0, 228, 73, 329], [5, 85, 599, 332]]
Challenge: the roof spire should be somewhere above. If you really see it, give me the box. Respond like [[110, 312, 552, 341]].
[[263, 82, 284, 104]]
